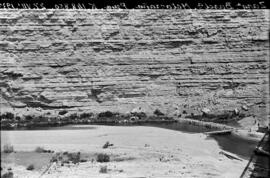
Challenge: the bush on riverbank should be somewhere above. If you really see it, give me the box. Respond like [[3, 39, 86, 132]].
[[186, 110, 249, 123], [131, 112, 146, 119], [98, 111, 115, 118], [3, 144, 14, 153], [0, 109, 176, 130], [97, 153, 110, 162], [79, 112, 93, 119], [154, 109, 165, 116], [0, 112, 14, 120], [26, 164, 34, 171], [59, 110, 68, 115]]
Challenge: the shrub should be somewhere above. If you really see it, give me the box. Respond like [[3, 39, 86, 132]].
[[131, 112, 146, 119], [59, 110, 68, 115], [80, 159, 87, 163], [68, 113, 77, 120], [3, 144, 14, 153], [2, 112, 14, 120], [25, 115, 34, 121], [102, 141, 113, 149], [98, 111, 114, 118], [67, 152, 81, 164], [32, 116, 47, 123], [62, 160, 69, 164], [97, 153, 110, 163], [113, 156, 135, 162], [153, 109, 165, 116], [50, 156, 58, 163], [26, 164, 34, 171], [1, 171, 13, 178], [15, 116, 21, 121], [79, 112, 93, 119], [35, 146, 46, 153], [99, 166, 108, 173]]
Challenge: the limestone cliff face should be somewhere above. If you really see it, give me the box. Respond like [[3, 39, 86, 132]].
[[0, 10, 269, 123]]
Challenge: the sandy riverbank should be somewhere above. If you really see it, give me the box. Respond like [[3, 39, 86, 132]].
[[1, 125, 248, 178]]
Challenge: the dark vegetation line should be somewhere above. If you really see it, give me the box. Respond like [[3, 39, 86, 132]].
[[0, 106, 252, 130], [0, 109, 176, 130]]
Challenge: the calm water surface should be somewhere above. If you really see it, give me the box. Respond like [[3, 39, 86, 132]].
[[1, 123, 258, 160]]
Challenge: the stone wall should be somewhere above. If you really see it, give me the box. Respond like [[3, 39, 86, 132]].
[[0, 10, 269, 125]]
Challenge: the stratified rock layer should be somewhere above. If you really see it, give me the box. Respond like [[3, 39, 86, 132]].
[[0, 10, 269, 125]]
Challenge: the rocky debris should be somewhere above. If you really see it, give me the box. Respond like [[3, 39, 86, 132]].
[[242, 105, 248, 111], [234, 108, 240, 115], [131, 107, 144, 114], [201, 108, 210, 116]]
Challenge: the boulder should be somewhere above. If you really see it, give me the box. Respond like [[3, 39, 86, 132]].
[[201, 108, 210, 114], [131, 107, 144, 114], [241, 105, 248, 111], [234, 108, 239, 115]]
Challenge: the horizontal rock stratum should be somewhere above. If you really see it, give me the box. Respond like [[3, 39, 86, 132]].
[[0, 10, 269, 125]]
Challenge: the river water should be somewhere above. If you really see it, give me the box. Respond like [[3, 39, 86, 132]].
[[1, 122, 259, 160], [142, 122, 259, 160]]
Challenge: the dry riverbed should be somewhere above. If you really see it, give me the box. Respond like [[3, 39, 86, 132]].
[[1, 125, 247, 178]]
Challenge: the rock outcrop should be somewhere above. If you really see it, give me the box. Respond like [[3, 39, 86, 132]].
[[0, 10, 269, 125]]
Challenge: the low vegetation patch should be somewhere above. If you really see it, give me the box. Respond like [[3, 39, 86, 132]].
[[35, 146, 45, 153], [67, 152, 81, 164], [80, 159, 87, 163], [3, 144, 14, 153], [26, 164, 34, 171], [1, 109, 177, 130], [68, 113, 77, 120], [186, 110, 249, 123], [97, 153, 110, 163], [113, 156, 136, 162], [34, 147, 53, 153], [99, 165, 108, 173], [102, 141, 114, 149], [0, 112, 14, 120], [131, 112, 146, 119], [59, 110, 68, 115], [50, 152, 84, 165], [25, 115, 34, 121], [98, 111, 114, 118], [153, 109, 165, 116], [79, 112, 93, 119], [1, 171, 14, 178]]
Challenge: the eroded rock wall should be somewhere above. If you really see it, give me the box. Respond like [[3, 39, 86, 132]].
[[0, 10, 269, 124]]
